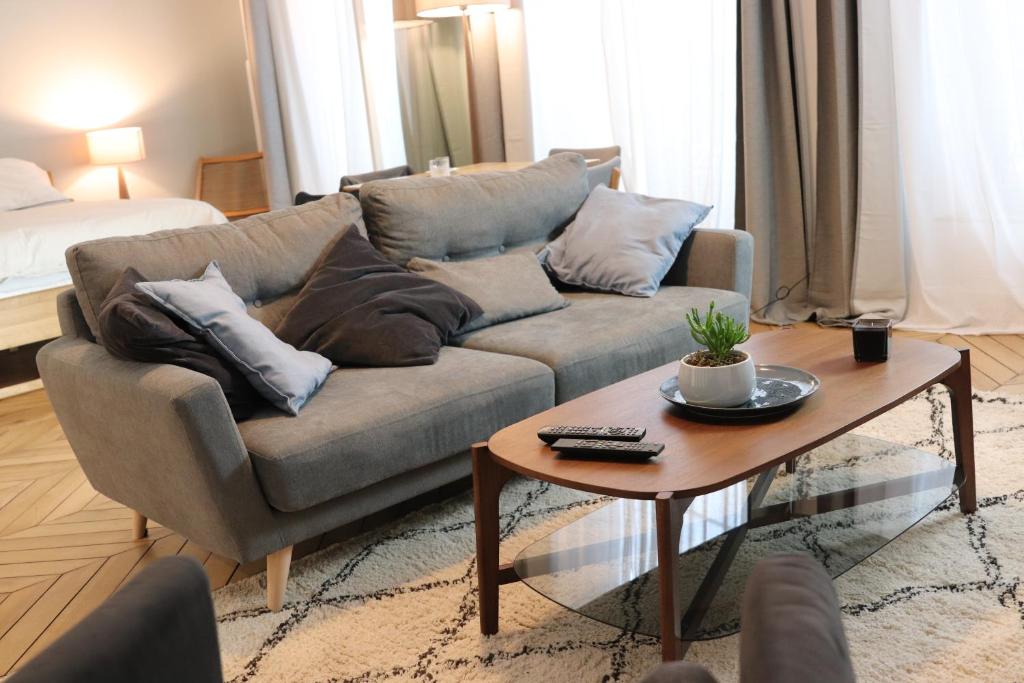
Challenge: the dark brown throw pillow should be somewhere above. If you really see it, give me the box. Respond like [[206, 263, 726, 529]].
[[97, 267, 262, 421], [275, 226, 482, 366]]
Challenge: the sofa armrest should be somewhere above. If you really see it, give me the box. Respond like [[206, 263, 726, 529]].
[[662, 228, 754, 301], [9, 557, 222, 683], [740, 554, 855, 683], [56, 288, 94, 341], [36, 337, 281, 561]]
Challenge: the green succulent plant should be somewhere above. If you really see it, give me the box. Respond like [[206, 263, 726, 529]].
[[685, 302, 750, 365]]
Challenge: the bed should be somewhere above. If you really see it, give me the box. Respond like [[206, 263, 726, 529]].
[[1, 198, 227, 350], [0, 159, 227, 365]]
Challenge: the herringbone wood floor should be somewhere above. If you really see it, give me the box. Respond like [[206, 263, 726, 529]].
[[0, 325, 1022, 674]]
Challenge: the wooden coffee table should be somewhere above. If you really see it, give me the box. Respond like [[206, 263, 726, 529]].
[[472, 328, 975, 660]]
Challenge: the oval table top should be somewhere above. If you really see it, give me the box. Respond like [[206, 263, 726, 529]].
[[486, 327, 961, 499]]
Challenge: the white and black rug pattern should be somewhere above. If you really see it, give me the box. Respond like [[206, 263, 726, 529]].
[[213, 388, 1024, 682]]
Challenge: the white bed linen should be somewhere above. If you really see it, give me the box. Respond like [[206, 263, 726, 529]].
[[0, 198, 227, 292], [0, 272, 73, 299]]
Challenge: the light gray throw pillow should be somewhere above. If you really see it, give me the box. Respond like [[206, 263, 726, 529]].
[[538, 185, 712, 297], [406, 252, 568, 333], [135, 261, 332, 415]]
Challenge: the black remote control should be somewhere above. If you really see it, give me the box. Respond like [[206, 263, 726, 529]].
[[537, 425, 646, 444], [550, 438, 664, 461]]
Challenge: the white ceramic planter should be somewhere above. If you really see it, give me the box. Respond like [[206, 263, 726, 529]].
[[677, 351, 756, 407]]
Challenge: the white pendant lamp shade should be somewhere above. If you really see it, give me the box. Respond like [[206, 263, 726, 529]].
[[415, 0, 510, 18]]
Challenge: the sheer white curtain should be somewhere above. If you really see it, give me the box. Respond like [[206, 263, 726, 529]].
[[857, 1, 1024, 333], [522, 0, 736, 228], [243, 0, 406, 204]]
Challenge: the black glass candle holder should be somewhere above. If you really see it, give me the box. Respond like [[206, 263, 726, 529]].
[[852, 318, 893, 362]]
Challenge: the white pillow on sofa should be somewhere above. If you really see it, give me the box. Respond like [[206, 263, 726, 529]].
[[539, 185, 711, 297], [135, 261, 332, 415], [0, 158, 70, 211]]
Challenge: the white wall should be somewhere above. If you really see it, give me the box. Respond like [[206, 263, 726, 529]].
[[0, 0, 257, 200]]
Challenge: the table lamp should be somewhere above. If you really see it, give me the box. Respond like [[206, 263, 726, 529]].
[[86, 126, 146, 199]]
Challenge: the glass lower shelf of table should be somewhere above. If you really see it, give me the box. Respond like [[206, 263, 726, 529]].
[[513, 433, 959, 641]]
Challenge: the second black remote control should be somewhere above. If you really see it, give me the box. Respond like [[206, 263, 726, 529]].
[[550, 438, 664, 461], [537, 425, 646, 444]]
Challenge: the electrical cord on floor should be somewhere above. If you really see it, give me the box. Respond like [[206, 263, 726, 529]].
[[750, 274, 809, 327], [749, 274, 876, 331]]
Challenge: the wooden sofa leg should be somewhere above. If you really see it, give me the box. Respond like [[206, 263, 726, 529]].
[[131, 510, 148, 540], [267, 545, 293, 612]]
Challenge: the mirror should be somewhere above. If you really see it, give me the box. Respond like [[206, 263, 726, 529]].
[[393, 10, 473, 172]]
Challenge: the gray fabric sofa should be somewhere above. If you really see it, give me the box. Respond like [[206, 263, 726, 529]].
[[37, 154, 753, 609]]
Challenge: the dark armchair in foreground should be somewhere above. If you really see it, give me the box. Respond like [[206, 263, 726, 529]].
[[9, 557, 222, 683], [10, 554, 851, 683], [643, 554, 856, 683]]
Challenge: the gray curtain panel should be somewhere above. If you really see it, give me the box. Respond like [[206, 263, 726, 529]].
[[430, 19, 476, 166], [465, 13, 507, 163], [240, 0, 293, 209], [736, 0, 859, 325]]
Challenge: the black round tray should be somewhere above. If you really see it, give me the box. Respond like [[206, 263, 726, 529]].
[[659, 364, 820, 421]]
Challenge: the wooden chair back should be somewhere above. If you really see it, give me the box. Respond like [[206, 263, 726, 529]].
[[550, 146, 623, 190], [548, 145, 621, 164], [339, 165, 414, 191], [195, 152, 269, 219]]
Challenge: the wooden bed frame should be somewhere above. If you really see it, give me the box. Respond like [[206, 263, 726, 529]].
[[0, 285, 66, 398], [0, 171, 69, 397], [0, 286, 67, 351]]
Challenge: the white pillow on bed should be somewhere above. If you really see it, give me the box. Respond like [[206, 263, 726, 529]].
[[0, 158, 70, 211]]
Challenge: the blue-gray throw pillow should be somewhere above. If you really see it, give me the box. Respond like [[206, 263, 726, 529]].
[[135, 261, 332, 415], [98, 266, 262, 421], [406, 252, 568, 333], [538, 185, 712, 297]]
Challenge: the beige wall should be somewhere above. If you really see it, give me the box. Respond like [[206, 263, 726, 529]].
[[0, 0, 257, 200]]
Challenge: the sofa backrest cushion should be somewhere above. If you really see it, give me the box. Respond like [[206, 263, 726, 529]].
[[359, 153, 589, 265], [66, 193, 363, 340]]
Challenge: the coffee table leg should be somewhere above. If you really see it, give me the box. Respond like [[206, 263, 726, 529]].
[[472, 442, 513, 635], [941, 348, 977, 514], [655, 492, 693, 661]]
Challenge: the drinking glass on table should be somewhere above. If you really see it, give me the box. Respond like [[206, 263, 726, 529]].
[[428, 156, 451, 177]]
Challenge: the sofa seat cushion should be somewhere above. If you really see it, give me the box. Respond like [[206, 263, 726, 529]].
[[454, 286, 748, 404], [238, 346, 554, 512]]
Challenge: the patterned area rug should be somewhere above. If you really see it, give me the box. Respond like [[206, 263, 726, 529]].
[[213, 388, 1024, 682]]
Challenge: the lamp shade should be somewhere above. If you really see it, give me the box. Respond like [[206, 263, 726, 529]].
[[415, 0, 510, 18], [86, 127, 146, 165]]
